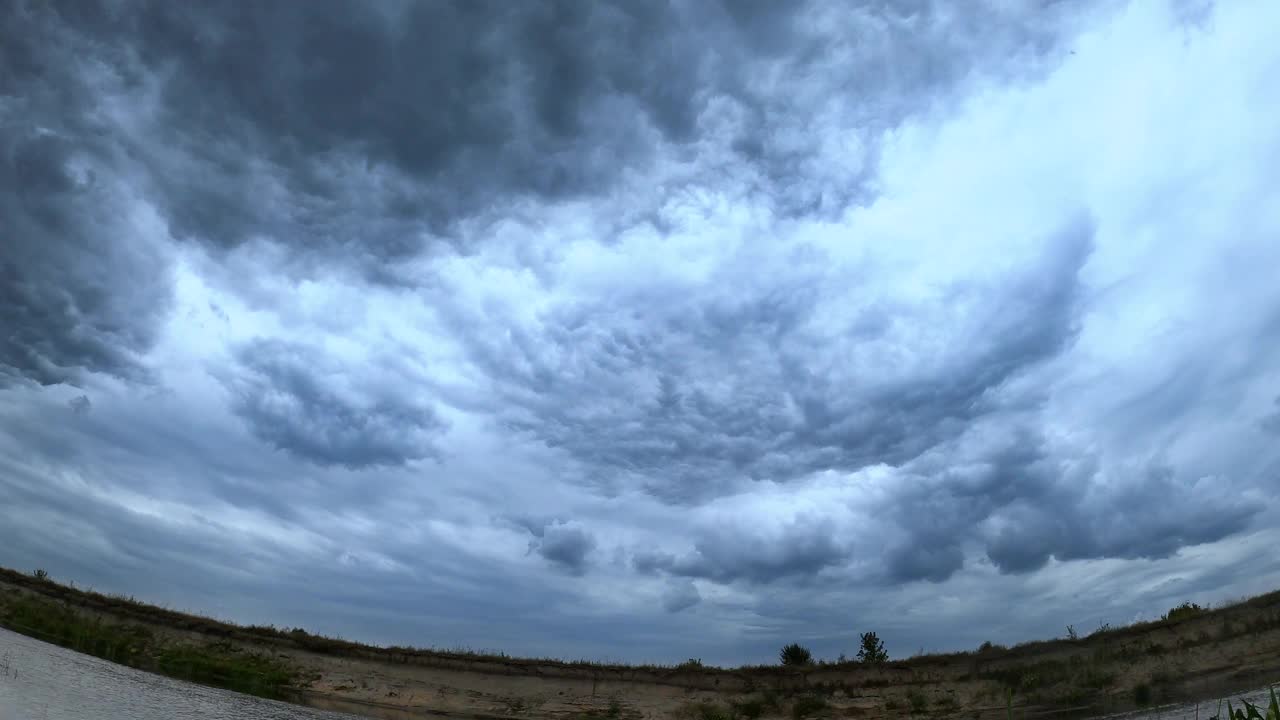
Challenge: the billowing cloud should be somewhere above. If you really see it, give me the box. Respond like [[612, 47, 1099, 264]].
[[526, 520, 598, 576], [451, 217, 1093, 504], [68, 394, 92, 415], [3, 0, 1280, 666], [662, 580, 702, 614], [219, 339, 447, 469], [1261, 398, 1280, 435], [888, 423, 1263, 580], [643, 520, 850, 586], [0, 97, 172, 386]]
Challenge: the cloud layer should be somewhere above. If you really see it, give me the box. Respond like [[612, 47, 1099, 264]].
[[3, 0, 1280, 664]]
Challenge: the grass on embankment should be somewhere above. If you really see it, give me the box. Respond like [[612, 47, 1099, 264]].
[[0, 592, 302, 700]]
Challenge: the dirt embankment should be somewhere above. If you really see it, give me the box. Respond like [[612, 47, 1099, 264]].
[[2, 568, 1279, 720]]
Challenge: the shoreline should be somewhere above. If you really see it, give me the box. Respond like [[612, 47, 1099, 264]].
[[2, 566, 1279, 720]]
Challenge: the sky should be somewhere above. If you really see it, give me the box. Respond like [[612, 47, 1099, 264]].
[[2, 0, 1280, 666]]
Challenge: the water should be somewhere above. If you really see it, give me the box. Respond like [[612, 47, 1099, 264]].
[[0, 626, 370, 720], [1093, 685, 1277, 720]]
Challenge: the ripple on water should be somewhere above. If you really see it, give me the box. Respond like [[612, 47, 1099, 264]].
[[1090, 685, 1279, 720]]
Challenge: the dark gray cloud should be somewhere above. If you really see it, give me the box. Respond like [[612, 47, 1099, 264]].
[[662, 580, 702, 614], [630, 415, 1264, 589], [219, 339, 446, 469], [0, 0, 1100, 389], [885, 539, 967, 585], [3, 0, 742, 387], [1261, 397, 1280, 434], [68, 394, 91, 415], [29, 0, 772, 260], [1, 2, 173, 387], [6, 0, 1101, 268], [639, 518, 850, 585], [526, 520, 597, 576], [982, 461, 1262, 574], [904, 428, 1261, 580], [453, 216, 1094, 504]]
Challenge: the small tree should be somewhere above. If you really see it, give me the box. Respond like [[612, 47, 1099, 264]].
[[857, 631, 888, 664], [779, 643, 813, 666]]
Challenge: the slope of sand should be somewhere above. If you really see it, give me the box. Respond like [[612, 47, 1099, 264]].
[[2, 570, 1279, 720]]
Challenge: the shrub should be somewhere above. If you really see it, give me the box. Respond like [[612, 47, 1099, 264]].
[[1132, 683, 1152, 707], [1162, 602, 1206, 622], [32, 568, 49, 581], [677, 658, 704, 670], [1066, 625, 1078, 641], [780, 643, 813, 667], [907, 690, 928, 714], [857, 632, 888, 665]]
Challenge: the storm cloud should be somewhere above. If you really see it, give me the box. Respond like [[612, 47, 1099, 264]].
[[453, 216, 1093, 503], [526, 520, 598, 576], [1261, 398, 1280, 435], [0, 67, 172, 387], [4, 0, 1280, 665], [219, 338, 448, 469]]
